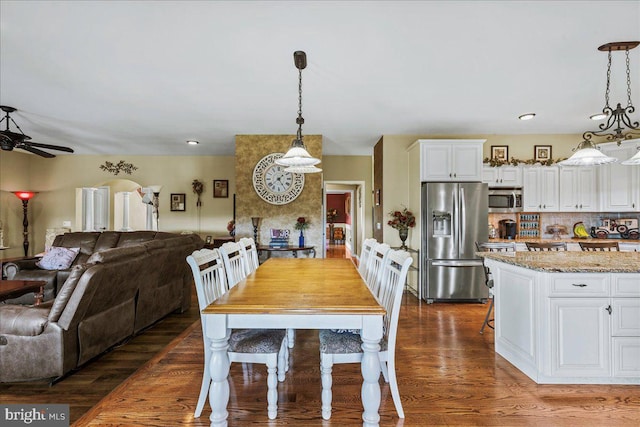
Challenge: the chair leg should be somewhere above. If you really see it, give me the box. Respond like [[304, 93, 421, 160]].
[[480, 296, 495, 334], [277, 340, 287, 382], [287, 328, 295, 348], [320, 354, 333, 420], [380, 357, 389, 383], [194, 354, 211, 418], [386, 358, 405, 418], [266, 356, 278, 419]]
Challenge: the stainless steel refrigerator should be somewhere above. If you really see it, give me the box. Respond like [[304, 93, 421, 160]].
[[421, 182, 488, 303]]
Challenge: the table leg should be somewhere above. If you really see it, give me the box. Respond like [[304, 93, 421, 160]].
[[360, 316, 382, 426], [33, 285, 44, 306], [206, 317, 230, 427]]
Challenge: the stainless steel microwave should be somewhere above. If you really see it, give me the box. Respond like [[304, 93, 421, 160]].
[[488, 187, 523, 213]]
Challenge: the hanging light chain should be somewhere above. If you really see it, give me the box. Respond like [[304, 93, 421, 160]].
[[626, 48, 633, 108], [604, 49, 612, 109]]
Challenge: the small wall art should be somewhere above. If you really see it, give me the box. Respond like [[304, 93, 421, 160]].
[[170, 193, 186, 211], [213, 180, 229, 198], [491, 145, 509, 162], [534, 145, 552, 162]]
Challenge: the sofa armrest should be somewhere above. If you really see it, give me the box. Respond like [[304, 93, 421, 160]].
[[2, 258, 40, 279]]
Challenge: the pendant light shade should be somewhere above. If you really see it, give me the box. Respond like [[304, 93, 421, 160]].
[[558, 140, 618, 166], [621, 148, 640, 165], [274, 51, 321, 172]]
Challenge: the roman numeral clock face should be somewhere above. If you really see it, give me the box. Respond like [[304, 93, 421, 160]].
[[252, 153, 305, 205]]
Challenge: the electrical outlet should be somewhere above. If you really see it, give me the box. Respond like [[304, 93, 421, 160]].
[[62, 221, 71, 227], [376, 222, 381, 230]]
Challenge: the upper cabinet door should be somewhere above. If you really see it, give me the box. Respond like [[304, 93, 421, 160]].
[[483, 165, 522, 187], [558, 166, 598, 212], [522, 166, 559, 211], [419, 139, 485, 182], [599, 141, 640, 212]]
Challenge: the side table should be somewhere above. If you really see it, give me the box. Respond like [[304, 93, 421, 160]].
[[0, 280, 46, 306]]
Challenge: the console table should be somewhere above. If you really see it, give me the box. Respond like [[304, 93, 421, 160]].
[[0, 280, 46, 306], [257, 245, 316, 260]]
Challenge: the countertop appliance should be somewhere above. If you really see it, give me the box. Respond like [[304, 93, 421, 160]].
[[498, 219, 517, 239], [422, 182, 488, 303], [488, 187, 523, 213]]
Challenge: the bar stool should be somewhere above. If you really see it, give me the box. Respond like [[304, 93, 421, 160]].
[[475, 242, 516, 334]]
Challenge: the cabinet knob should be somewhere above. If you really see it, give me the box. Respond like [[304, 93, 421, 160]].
[[575, 205, 578, 209], [571, 284, 587, 287], [454, 173, 457, 178], [449, 173, 452, 178], [579, 204, 582, 209], [605, 305, 612, 315]]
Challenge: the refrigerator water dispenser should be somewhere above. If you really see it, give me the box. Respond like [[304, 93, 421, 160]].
[[432, 211, 452, 237]]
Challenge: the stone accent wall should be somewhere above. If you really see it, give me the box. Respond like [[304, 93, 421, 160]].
[[235, 135, 323, 253]]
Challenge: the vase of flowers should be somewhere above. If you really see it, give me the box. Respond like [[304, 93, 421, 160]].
[[388, 208, 416, 250], [294, 217, 310, 247]]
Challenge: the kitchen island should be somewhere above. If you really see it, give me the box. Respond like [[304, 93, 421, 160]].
[[481, 251, 640, 384]]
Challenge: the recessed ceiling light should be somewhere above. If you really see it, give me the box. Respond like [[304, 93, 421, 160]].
[[518, 113, 536, 120], [186, 140, 199, 145], [589, 113, 607, 121]]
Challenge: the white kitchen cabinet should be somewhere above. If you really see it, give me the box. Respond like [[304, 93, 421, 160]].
[[598, 140, 640, 212], [558, 166, 598, 211], [549, 297, 611, 377], [486, 259, 640, 384], [482, 165, 522, 187], [522, 166, 559, 211], [419, 139, 485, 182]]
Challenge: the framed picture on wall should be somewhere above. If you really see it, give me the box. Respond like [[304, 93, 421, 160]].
[[490, 145, 509, 161], [170, 193, 186, 211], [213, 180, 229, 198], [534, 145, 552, 162]]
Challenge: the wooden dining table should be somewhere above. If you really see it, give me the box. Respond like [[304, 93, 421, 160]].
[[202, 258, 386, 426]]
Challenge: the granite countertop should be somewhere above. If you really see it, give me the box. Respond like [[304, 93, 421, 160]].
[[488, 237, 639, 243], [479, 251, 640, 273]]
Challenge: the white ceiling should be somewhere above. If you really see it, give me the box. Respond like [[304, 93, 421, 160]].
[[1, 1, 639, 157]]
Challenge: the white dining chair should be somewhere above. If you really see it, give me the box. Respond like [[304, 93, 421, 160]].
[[475, 241, 516, 334], [239, 237, 260, 273], [357, 238, 377, 279], [186, 248, 288, 419], [219, 241, 249, 287], [365, 242, 391, 297], [319, 249, 413, 420]]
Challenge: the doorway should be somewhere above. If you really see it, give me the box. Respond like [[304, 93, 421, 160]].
[[324, 181, 364, 262]]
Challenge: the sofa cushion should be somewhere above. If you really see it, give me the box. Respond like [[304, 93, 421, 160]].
[[93, 231, 122, 252], [0, 305, 50, 336], [87, 245, 146, 264], [36, 247, 80, 270], [116, 231, 157, 247], [48, 264, 88, 322]]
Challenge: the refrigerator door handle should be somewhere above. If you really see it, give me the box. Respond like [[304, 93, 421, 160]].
[[452, 188, 458, 248], [432, 260, 484, 267], [459, 186, 466, 250]]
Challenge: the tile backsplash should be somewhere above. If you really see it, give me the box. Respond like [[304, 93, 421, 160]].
[[489, 212, 640, 238]]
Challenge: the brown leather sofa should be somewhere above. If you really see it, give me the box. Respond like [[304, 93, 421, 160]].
[[0, 231, 203, 382]]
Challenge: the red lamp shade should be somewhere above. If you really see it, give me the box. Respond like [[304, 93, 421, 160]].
[[13, 191, 36, 201]]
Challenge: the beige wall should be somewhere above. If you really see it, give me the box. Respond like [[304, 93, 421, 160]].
[[1, 140, 371, 258]]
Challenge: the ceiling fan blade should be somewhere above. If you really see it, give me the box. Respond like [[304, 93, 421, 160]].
[[27, 141, 74, 153], [17, 144, 56, 158]]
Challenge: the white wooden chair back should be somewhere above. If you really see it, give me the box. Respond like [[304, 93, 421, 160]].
[[186, 248, 228, 311], [239, 237, 260, 273], [219, 241, 249, 287], [358, 238, 377, 278], [365, 242, 391, 297], [377, 249, 413, 357]]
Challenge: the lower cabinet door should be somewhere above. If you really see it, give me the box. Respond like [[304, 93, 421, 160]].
[[613, 337, 640, 377], [550, 298, 611, 377]]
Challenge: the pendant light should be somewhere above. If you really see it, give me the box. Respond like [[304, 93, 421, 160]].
[[560, 41, 640, 166], [275, 51, 322, 173], [621, 147, 640, 165]]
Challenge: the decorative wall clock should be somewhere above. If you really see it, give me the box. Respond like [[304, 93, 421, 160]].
[[252, 153, 304, 205]]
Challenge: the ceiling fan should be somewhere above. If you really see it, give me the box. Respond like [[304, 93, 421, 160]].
[[0, 105, 74, 158]]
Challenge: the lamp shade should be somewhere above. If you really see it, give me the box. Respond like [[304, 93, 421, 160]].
[[284, 165, 322, 173], [275, 146, 321, 167], [557, 140, 618, 166], [621, 148, 640, 165], [13, 191, 36, 201], [148, 185, 163, 194]]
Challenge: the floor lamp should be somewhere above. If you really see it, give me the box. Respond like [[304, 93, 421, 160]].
[[13, 191, 36, 256], [148, 185, 162, 231]]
